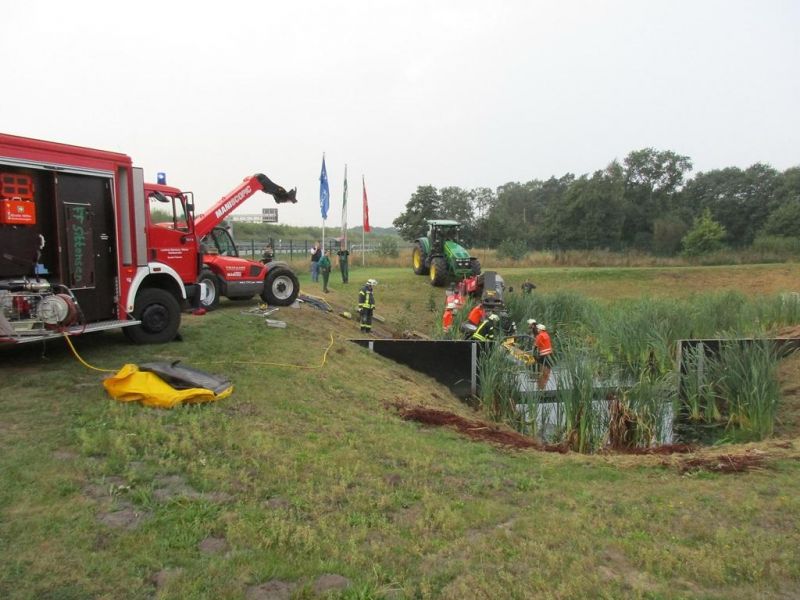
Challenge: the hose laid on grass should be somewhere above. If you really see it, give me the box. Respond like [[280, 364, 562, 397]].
[[63, 333, 115, 373], [200, 332, 335, 370], [64, 327, 335, 373]]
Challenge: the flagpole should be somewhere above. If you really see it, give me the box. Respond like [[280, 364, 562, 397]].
[[362, 174, 366, 267]]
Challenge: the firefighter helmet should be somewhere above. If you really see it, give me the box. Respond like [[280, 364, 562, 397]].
[[366, 279, 378, 286]]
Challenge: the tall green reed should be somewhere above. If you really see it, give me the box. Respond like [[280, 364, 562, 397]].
[[716, 339, 781, 441]]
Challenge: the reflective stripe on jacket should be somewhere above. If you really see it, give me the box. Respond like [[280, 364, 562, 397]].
[[471, 319, 495, 342], [358, 287, 375, 309], [535, 331, 552, 356]]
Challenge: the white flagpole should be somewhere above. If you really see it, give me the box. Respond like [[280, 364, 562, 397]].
[[361, 174, 365, 267]]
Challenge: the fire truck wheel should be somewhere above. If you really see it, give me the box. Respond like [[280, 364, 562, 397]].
[[261, 268, 299, 306], [124, 288, 181, 344], [198, 270, 221, 310]]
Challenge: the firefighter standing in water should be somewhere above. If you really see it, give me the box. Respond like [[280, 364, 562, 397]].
[[358, 279, 377, 333], [533, 322, 554, 389]]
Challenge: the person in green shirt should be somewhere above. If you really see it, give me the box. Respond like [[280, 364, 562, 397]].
[[319, 249, 332, 293]]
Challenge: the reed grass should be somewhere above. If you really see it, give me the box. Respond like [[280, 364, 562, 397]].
[[716, 340, 781, 441]]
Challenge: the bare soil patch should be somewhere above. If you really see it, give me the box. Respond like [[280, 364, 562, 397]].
[[665, 449, 769, 474], [245, 580, 295, 600], [393, 403, 564, 451]]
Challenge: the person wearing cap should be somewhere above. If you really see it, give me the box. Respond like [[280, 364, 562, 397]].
[[533, 323, 553, 388], [471, 312, 500, 342], [358, 279, 377, 333], [442, 301, 457, 331]]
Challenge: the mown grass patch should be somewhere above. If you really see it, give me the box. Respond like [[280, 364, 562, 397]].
[[2, 264, 800, 598]]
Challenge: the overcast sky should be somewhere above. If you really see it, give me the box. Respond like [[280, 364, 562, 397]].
[[2, 1, 798, 228]]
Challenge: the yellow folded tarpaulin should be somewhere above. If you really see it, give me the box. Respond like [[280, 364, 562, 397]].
[[103, 363, 233, 409]]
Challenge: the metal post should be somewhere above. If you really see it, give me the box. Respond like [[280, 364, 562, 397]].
[[471, 342, 477, 396]]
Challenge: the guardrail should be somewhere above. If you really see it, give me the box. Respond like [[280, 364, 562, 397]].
[[234, 240, 412, 261]]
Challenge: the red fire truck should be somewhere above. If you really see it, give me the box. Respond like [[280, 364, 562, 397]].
[[0, 133, 296, 347]]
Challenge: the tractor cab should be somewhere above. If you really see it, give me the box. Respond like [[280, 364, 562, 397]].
[[428, 220, 461, 254]]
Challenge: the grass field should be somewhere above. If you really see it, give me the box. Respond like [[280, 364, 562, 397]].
[[2, 263, 800, 599]]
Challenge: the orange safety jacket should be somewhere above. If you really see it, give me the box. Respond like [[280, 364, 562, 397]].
[[535, 331, 552, 356], [442, 310, 454, 331], [467, 305, 484, 326]]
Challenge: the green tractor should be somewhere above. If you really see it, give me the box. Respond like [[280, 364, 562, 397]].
[[412, 219, 481, 286]]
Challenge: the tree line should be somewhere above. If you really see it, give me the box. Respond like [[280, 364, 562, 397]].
[[392, 149, 800, 256]]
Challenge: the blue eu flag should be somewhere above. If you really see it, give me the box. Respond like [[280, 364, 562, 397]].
[[319, 155, 330, 220]]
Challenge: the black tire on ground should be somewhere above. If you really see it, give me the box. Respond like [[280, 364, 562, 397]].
[[429, 256, 448, 287], [261, 267, 300, 306], [469, 258, 481, 276], [412, 242, 429, 275], [198, 270, 221, 310], [123, 288, 181, 344]]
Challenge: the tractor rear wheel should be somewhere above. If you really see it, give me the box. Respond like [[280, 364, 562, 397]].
[[429, 257, 448, 287], [412, 243, 429, 275]]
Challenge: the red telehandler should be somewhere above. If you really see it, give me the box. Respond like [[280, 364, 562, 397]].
[[144, 174, 300, 310]]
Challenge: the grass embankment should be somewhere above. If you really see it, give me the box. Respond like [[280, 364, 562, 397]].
[[1, 263, 800, 598]]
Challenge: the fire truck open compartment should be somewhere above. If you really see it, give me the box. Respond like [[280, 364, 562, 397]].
[[0, 163, 120, 334]]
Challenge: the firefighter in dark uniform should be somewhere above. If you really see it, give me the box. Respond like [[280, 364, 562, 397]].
[[358, 279, 377, 333], [471, 313, 500, 342]]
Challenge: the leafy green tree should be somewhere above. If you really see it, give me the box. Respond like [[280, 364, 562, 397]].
[[377, 236, 400, 257], [541, 164, 625, 249], [496, 239, 528, 260], [393, 185, 440, 241], [439, 186, 477, 245], [760, 199, 800, 237], [679, 164, 783, 246], [621, 149, 693, 248], [652, 215, 689, 255], [682, 209, 727, 256]]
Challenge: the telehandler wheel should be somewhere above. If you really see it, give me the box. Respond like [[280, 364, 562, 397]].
[[429, 257, 448, 287], [469, 258, 481, 276], [197, 270, 221, 310], [124, 288, 181, 344], [412, 243, 430, 275], [261, 267, 300, 306]]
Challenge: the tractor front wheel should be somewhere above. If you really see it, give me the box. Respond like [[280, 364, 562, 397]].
[[412, 243, 429, 275], [429, 257, 448, 287], [469, 258, 481, 276]]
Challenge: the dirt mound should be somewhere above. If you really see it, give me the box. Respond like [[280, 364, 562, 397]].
[[393, 404, 566, 452]]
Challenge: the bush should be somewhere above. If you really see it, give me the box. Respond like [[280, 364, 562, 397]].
[[377, 237, 400, 258], [682, 209, 727, 256], [496, 239, 528, 261]]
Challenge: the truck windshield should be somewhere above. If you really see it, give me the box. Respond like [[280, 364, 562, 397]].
[[148, 191, 190, 232]]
